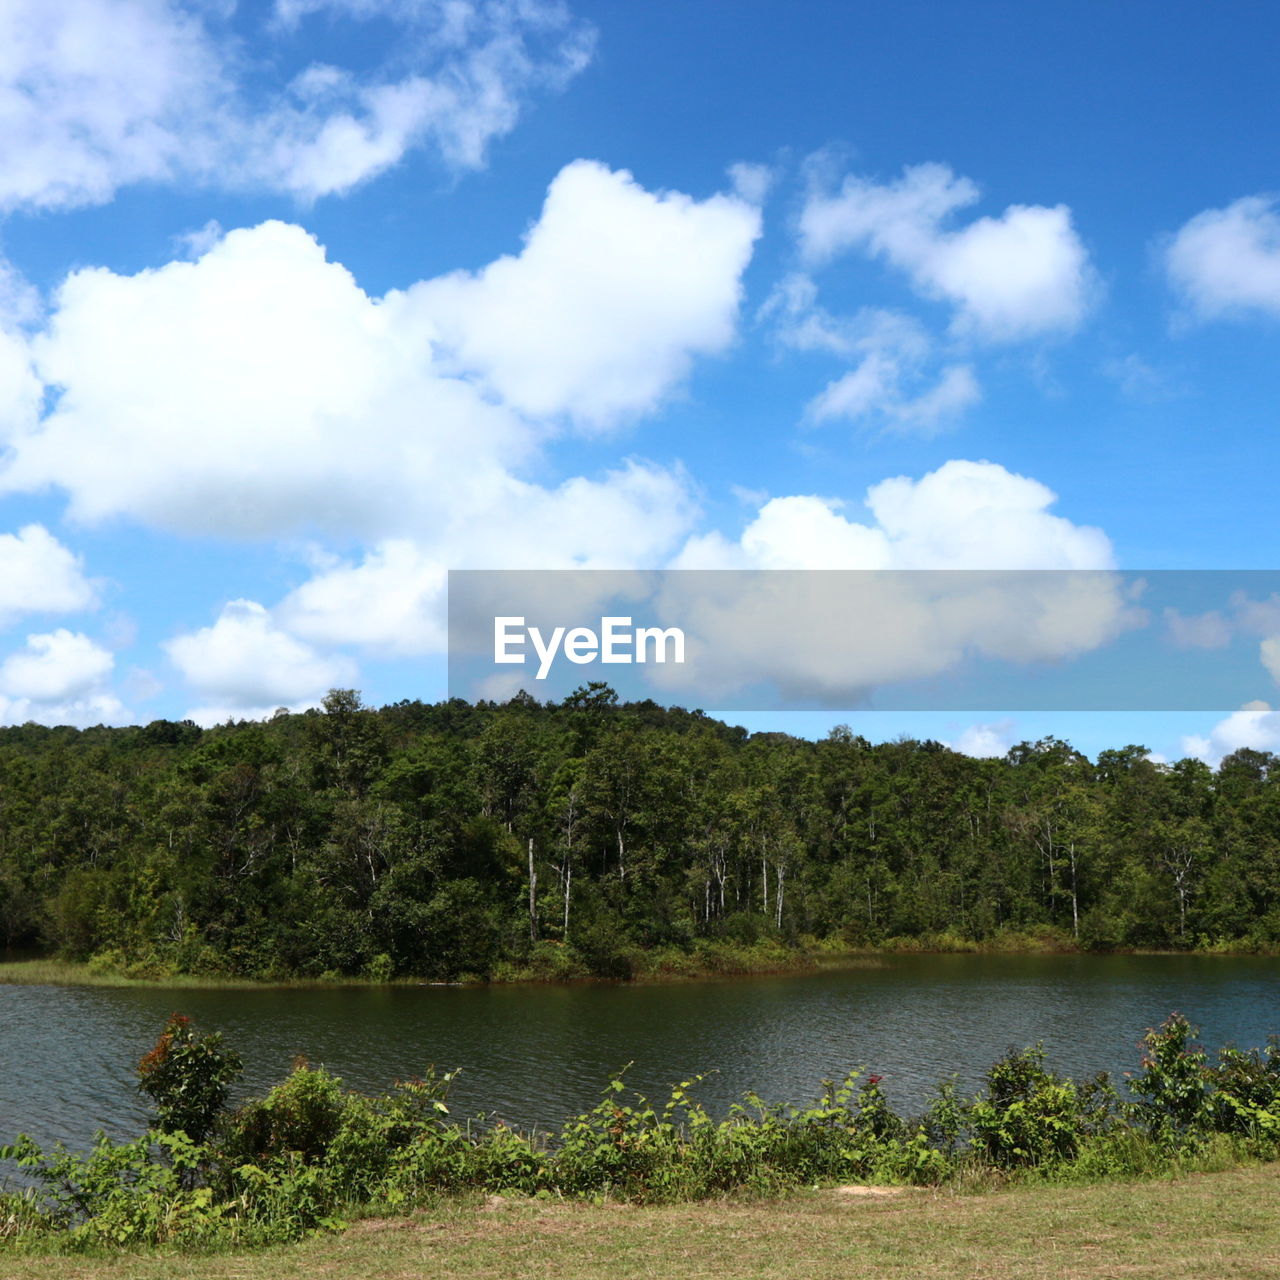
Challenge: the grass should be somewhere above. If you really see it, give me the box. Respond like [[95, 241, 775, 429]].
[[4, 1164, 1279, 1279], [0, 959, 345, 990], [2, 933, 1274, 992], [0, 945, 837, 991]]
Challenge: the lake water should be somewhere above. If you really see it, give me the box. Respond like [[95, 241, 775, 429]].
[[2, 954, 1278, 1156]]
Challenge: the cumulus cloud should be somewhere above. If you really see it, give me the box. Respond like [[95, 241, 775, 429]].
[[0, 0, 592, 211], [280, 459, 697, 655], [0, 629, 124, 727], [7, 161, 748, 540], [677, 460, 1114, 572], [1182, 702, 1280, 767], [1165, 195, 1280, 320], [657, 460, 1127, 704], [0, 629, 112, 700], [13, 219, 529, 536], [1, 161, 760, 660], [798, 162, 1093, 340], [862, 460, 1114, 570], [952, 720, 1017, 758], [280, 542, 449, 657], [0, 525, 99, 626], [164, 599, 356, 722], [412, 160, 761, 426]]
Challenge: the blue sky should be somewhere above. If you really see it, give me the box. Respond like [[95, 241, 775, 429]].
[[0, 0, 1278, 764]]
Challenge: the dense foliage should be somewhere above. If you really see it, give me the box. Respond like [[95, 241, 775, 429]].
[[3, 1013, 1279, 1250], [1, 685, 1278, 980]]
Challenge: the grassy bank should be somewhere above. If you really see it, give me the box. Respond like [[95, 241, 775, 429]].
[[0, 958, 352, 990], [5, 1165, 1280, 1280], [2, 928, 1274, 992], [0, 940, 832, 990]]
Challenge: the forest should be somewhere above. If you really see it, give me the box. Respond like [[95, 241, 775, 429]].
[[0, 685, 1277, 981]]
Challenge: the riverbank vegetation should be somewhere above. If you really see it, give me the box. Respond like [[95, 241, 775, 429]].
[[2, 1013, 1279, 1255], [0, 686, 1278, 982]]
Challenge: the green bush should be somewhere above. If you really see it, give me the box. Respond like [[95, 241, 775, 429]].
[[968, 1046, 1087, 1168], [1125, 1014, 1211, 1146], [137, 1014, 243, 1145]]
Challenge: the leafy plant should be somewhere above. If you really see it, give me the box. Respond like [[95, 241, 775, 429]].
[[1125, 1014, 1211, 1145], [137, 1014, 243, 1145]]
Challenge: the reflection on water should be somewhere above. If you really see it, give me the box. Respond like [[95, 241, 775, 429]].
[[2, 953, 1278, 1154]]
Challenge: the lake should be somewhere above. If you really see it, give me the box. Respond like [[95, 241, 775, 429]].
[[2, 954, 1278, 1156]]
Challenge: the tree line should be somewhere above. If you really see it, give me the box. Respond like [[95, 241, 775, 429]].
[[0, 685, 1277, 980]]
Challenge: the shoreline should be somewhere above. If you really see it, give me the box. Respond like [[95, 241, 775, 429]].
[[1, 933, 1275, 992]]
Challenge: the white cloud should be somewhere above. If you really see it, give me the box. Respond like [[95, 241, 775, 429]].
[[1263, 637, 1280, 685], [1165, 195, 1280, 320], [1161, 598, 1280, 693], [412, 160, 761, 426], [1231, 593, 1280, 636], [280, 542, 449, 657], [763, 275, 928, 359], [952, 720, 1016, 758], [1182, 702, 1280, 767], [164, 599, 356, 713], [661, 460, 1127, 703], [1, 160, 752, 660], [809, 360, 979, 432], [799, 162, 1092, 340], [0, 0, 592, 211], [763, 277, 979, 433], [0, 629, 124, 727], [0, 0, 223, 212], [1163, 607, 1232, 650], [728, 161, 773, 205], [677, 459, 1114, 573], [0, 692, 126, 729], [12, 219, 519, 536], [7, 162, 747, 538], [676, 495, 891, 571], [0, 629, 113, 700], [0, 525, 99, 626], [861, 459, 1115, 571], [279, 459, 697, 654]]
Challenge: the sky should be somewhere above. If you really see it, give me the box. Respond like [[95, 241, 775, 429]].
[[0, 0, 1278, 764]]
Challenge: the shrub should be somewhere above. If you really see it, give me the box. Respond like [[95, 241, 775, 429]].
[[1203, 1038, 1280, 1146], [968, 1046, 1086, 1168], [137, 1014, 242, 1145], [1125, 1014, 1211, 1145]]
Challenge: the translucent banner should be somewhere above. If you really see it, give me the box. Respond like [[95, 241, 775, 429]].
[[447, 569, 1280, 710]]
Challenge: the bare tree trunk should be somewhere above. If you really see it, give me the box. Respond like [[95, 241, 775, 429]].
[[1068, 842, 1079, 938], [528, 837, 538, 944]]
